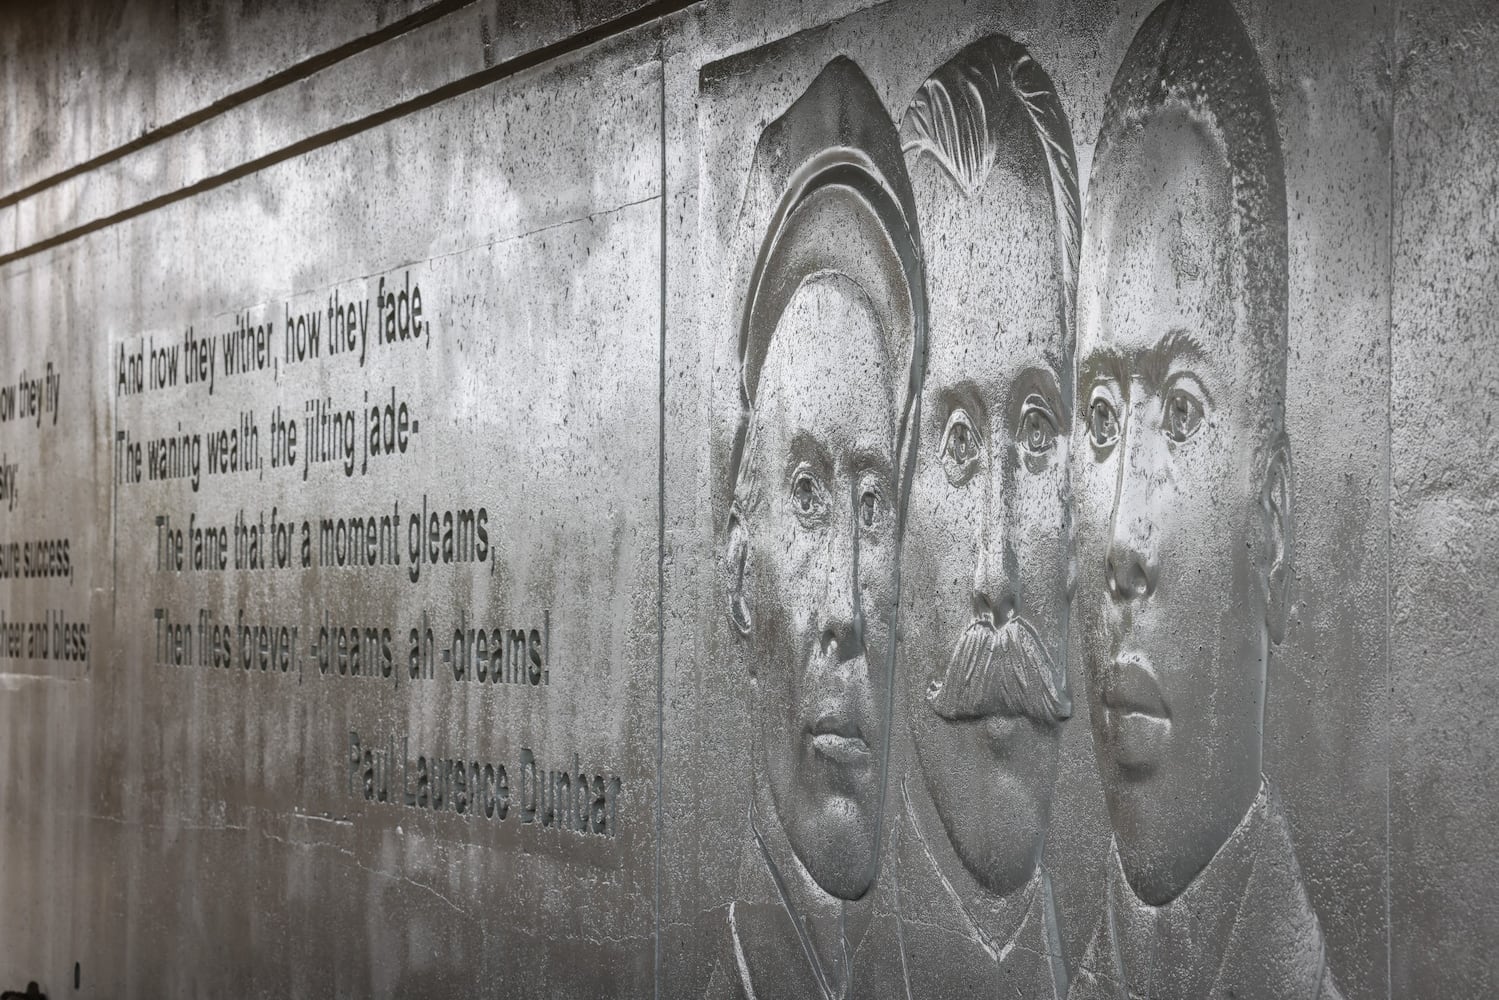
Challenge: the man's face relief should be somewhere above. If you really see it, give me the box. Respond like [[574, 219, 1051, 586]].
[[902, 155, 1071, 898], [737, 273, 898, 901], [1074, 108, 1286, 904]]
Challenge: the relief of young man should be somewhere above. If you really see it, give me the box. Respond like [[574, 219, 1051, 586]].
[[1069, 2, 1342, 996]]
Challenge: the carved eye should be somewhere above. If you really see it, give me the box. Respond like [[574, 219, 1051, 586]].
[[859, 487, 880, 530], [790, 469, 828, 524], [1088, 394, 1120, 449], [1018, 399, 1059, 456], [940, 409, 982, 485], [1163, 389, 1204, 443]]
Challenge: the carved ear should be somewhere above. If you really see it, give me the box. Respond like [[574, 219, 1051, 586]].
[[725, 511, 753, 644], [1262, 435, 1294, 646]]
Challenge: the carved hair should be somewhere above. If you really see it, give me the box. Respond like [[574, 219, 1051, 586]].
[[728, 57, 926, 546], [900, 34, 1082, 353], [1095, 0, 1289, 419]]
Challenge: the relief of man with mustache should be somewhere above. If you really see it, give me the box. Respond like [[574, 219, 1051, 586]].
[[878, 33, 1081, 999], [1067, 1, 1342, 997]]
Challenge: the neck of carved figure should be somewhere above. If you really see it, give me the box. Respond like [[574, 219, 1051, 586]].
[[1108, 777, 1267, 1000], [899, 775, 1041, 957], [749, 778, 872, 998]]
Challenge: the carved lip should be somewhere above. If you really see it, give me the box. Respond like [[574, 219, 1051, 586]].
[[810, 733, 871, 765], [810, 712, 870, 766], [1100, 652, 1169, 720]]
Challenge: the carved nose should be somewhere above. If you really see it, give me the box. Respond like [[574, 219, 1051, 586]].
[[1106, 421, 1160, 602], [821, 612, 863, 661], [821, 517, 864, 660], [973, 460, 1017, 624], [971, 587, 1016, 625], [1105, 523, 1157, 601]]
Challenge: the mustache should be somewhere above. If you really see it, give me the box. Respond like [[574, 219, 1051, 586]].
[[925, 617, 1072, 725]]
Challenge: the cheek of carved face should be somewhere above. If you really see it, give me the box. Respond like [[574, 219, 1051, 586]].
[[745, 275, 897, 899], [1074, 108, 1275, 899], [899, 169, 1072, 895]]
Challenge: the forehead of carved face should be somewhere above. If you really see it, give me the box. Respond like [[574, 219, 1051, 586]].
[[751, 274, 898, 483], [914, 156, 1066, 393], [744, 271, 898, 902], [1081, 107, 1272, 435]]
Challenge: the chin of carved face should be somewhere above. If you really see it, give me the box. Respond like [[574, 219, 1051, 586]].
[[910, 709, 1059, 895], [1074, 108, 1274, 904]]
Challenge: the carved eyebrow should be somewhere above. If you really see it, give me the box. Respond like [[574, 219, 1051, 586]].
[[934, 379, 987, 431], [783, 430, 832, 480], [847, 440, 895, 483], [1080, 330, 1206, 392], [1137, 329, 1207, 389], [1078, 349, 1126, 391]]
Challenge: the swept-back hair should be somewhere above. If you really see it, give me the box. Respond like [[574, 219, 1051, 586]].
[[901, 34, 1081, 354]]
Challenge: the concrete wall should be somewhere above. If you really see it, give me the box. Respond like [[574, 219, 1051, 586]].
[[0, 1, 1492, 996]]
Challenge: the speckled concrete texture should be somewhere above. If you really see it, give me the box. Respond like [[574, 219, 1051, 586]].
[[0, 0, 1493, 996]]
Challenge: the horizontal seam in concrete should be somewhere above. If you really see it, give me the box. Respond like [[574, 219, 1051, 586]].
[[0, 0, 479, 209], [0, 0, 700, 268]]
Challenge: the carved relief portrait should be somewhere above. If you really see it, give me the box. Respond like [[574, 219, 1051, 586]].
[[711, 56, 925, 1000], [883, 33, 1079, 1000], [1069, 0, 1342, 996]]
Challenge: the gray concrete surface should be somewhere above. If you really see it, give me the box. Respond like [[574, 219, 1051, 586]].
[[0, 0, 1493, 996]]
